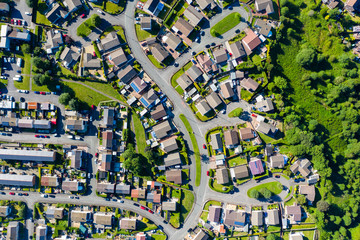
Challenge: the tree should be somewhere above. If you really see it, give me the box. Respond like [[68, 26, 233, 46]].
[[281, 6, 289, 16], [266, 234, 278, 240], [33, 74, 51, 86], [249, 189, 260, 198], [59, 93, 72, 105], [18, 205, 26, 219], [69, 98, 80, 110], [274, 76, 288, 92], [92, 15, 101, 27], [338, 54, 351, 68], [34, 47, 44, 56], [343, 214, 352, 226], [296, 194, 307, 205], [296, 47, 317, 69], [317, 200, 330, 212], [26, 0, 34, 7], [262, 188, 272, 199], [21, 44, 31, 54]]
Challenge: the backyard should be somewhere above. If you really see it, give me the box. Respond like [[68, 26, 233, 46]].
[[210, 12, 242, 37], [132, 112, 147, 154], [135, 23, 160, 41], [36, 0, 52, 26]]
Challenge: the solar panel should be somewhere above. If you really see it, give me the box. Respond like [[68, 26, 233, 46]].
[[130, 82, 140, 93], [140, 98, 149, 107]]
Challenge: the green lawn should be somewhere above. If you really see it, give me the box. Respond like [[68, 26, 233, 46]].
[[36, 1, 52, 26], [284, 196, 296, 207], [83, 81, 125, 103], [132, 112, 147, 154], [151, 234, 167, 240], [228, 107, 243, 118], [203, 200, 221, 210], [105, 0, 126, 14], [180, 190, 194, 223], [258, 132, 276, 144], [148, 54, 164, 69], [135, 24, 159, 41], [102, 25, 126, 43], [14, 54, 31, 90], [240, 88, 253, 101], [77, 14, 101, 37], [169, 212, 180, 228], [32, 79, 50, 92], [179, 114, 201, 186], [210, 12, 241, 37], [227, 156, 247, 167], [247, 181, 283, 198], [351, 224, 360, 239]]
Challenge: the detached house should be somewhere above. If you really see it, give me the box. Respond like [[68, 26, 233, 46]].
[[186, 65, 203, 82], [108, 48, 127, 67], [270, 155, 285, 168], [197, 0, 217, 10], [173, 18, 194, 37], [196, 99, 212, 116], [242, 29, 262, 55], [60, 47, 80, 69], [46, 3, 67, 24], [224, 129, 239, 148], [152, 43, 170, 63], [140, 88, 159, 109], [345, 0, 360, 12], [239, 128, 255, 141], [163, 32, 182, 51], [83, 52, 101, 69], [100, 32, 121, 53], [45, 30, 63, 54], [141, 17, 152, 30], [213, 48, 228, 64], [206, 92, 222, 109], [64, 0, 83, 17], [183, 5, 204, 27], [143, 0, 164, 16], [166, 169, 182, 184], [255, 0, 274, 14], [226, 40, 246, 60], [118, 65, 137, 84]]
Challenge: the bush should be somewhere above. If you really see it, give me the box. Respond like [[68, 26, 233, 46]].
[[296, 47, 317, 68], [59, 93, 72, 105], [228, 108, 243, 118]]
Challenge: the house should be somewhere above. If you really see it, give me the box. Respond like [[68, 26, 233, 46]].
[[100, 32, 121, 52], [151, 104, 167, 121], [108, 48, 127, 67], [231, 71, 245, 80], [151, 43, 169, 63], [60, 47, 80, 69], [0, 206, 10, 217], [251, 211, 263, 226], [143, 0, 164, 16], [254, 19, 272, 37], [173, 18, 194, 37], [211, 133, 223, 151], [131, 188, 146, 199], [267, 209, 280, 225], [197, 54, 213, 73], [71, 210, 92, 223], [70, 150, 83, 169], [161, 137, 179, 153], [141, 17, 152, 30], [99, 152, 112, 171], [299, 185, 316, 205], [224, 129, 239, 148], [65, 119, 87, 133], [208, 205, 222, 223], [220, 82, 235, 99], [46, 3, 67, 24], [177, 74, 194, 91], [164, 152, 182, 167], [242, 29, 262, 54], [248, 158, 264, 176], [41, 176, 59, 187], [17, 119, 34, 129], [136, 232, 147, 240], [265, 144, 273, 157], [117, 65, 137, 84], [226, 40, 246, 60], [163, 32, 182, 51], [224, 209, 246, 227], [285, 204, 302, 223], [103, 107, 115, 128], [34, 120, 51, 130], [239, 128, 255, 141], [147, 181, 163, 190], [289, 232, 304, 240], [216, 168, 229, 184], [64, 0, 83, 16], [130, 77, 148, 95], [162, 201, 177, 211], [184, 5, 204, 26], [97, 182, 115, 194], [102, 130, 114, 149], [186, 65, 203, 82], [7, 221, 19, 240], [230, 165, 249, 179], [120, 218, 137, 230], [256, 121, 277, 136], [83, 53, 101, 69], [270, 155, 285, 168], [192, 229, 209, 240], [46, 208, 64, 219], [256, 99, 274, 112], [345, 0, 360, 12], [146, 191, 161, 203], [115, 184, 131, 195], [197, 0, 217, 10], [241, 78, 259, 92], [255, 0, 274, 13], [213, 48, 228, 64], [153, 120, 172, 139], [166, 169, 182, 184], [0, 149, 55, 162], [62, 180, 81, 192], [36, 225, 47, 240], [45, 30, 63, 54], [290, 159, 311, 177], [94, 213, 114, 227], [0, 2, 9, 14], [196, 99, 212, 116], [206, 92, 222, 109]]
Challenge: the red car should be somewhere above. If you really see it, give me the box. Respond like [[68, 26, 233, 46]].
[[35, 135, 40, 138], [93, 51, 96, 57], [9, 192, 15, 195], [206, 171, 209, 176], [148, 209, 154, 214], [251, 114, 257, 117], [22, 193, 29, 196], [45, 136, 50, 138], [81, 13, 85, 18], [11, 19, 14, 24], [91, 105, 95, 110], [17, 20, 21, 25], [40, 92, 46, 95], [203, 144, 206, 149], [95, 152, 99, 158], [140, 206, 146, 210]]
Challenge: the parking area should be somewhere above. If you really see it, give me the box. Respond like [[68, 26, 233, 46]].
[[2, 56, 22, 84], [11, 0, 32, 27]]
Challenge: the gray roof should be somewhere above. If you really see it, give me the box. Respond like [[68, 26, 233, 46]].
[[256, 99, 274, 112], [224, 129, 239, 147], [165, 169, 182, 184], [115, 184, 131, 194], [164, 152, 182, 167], [224, 209, 246, 227], [0, 174, 35, 187], [45, 30, 63, 50], [213, 48, 228, 64], [220, 82, 234, 99], [177, 74, 193, 90], [108, 47, 127, 66], [117, 65, 137, 84], [162, 201, 177, 211], [267, 209, 280, 225], [140, 88, 159, 108], [197, 0, 216, 9], [103, 107, 115, 127], [241, 78, 259, 92], [164, 32, 182, 50], [211, 133, 222, 150], [70, 150, 83, 169], [196, 99, 211, 116], [186, 65, 203, 81], [256, 121, 276, 135], [46, 3, 67, 23], [228, 40, 246, 59], [0, 2, 9, 12], [7, 221, 19, 240], [231, 165, 249, 179], [60, 47, 80, 68], [36, 225, 47, 240], [255, 0, 274, 13], [205, 92, 222, 109], [83, 53, 101, 68], [141, 17, 152, 29], [101, 32, 121, 52], [251, 210, 263, 226], [97, 183, 115, 193], [173, 18, 194, 37], [34, 119, 51, 129], [153, 120, 172, 139], [161, 137, 179, 153], [0, 149, 55, 162], [151, 104, 167, 120], [270, 155, 284, 168], [152, 43, 169, 63], [183, 5, 204, 26], [193, 229, 209, 240], [216, 168, 229, 184], [255, 19, 272, 36], [208, 205, 222, 223], [62, 181, 80, 191], [64, 0, 83, 11]]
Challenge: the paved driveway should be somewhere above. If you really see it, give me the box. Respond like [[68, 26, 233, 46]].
[[11, 0, 33, 28]]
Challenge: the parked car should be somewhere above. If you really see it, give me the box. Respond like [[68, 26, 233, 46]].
[[41, 194, 48, 198], [206, 171, 209, 176], [148, 210, 154, 214], [119, 200, 124, 203], [34, 91, 40, 94], [203, 144, 206, 149], [35, 135, 40, 138], [80, 13, 85, 18], [49, 195, 55, 198], [40, 92, 46, 95], [275, 175, 280, 178], [69, 196, 74, 199], [9, 192, 15, 195], [18, 193, 22, 196], [25, 12, 32, 16], [140, 206, 146, 210], [23, 193, 28, 196], [133, 203, 139, 206]]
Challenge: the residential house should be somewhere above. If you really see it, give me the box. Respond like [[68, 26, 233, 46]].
[[256, 99, 274, 112], [140, 88, 159, 109], [270, 155, 285, 168], [99, 152, 112, 172], [64, 0, 83, 17], [130, 77, 148, 95], [62, 180, 81, 192], [231, 70, 245, 80], [65, 119, 87, 133], [230, 165, 249, 179], [83, 53, 101, 69], [242, 29, 262, 55], [60, 47, 80, 69], [0, 2, 9, 14], [256, 121, 276, 136], [17, 119, 34, 129], [117, 65, 137, 84], [7, 221, 19, 240], [265, 144, 273, 157], [151, 43, 169, 63], [146, 191, 161, 203], [248, 158, 264, 176], [267, 209, 280, 225], [186, 65, 203, 82], [100, 32, 121, 53], [216, 168, 229, 184], [285, 204, 302, 224], [299, 185, 316, 205], [211, 133, 223, 151], [196, 99, 212, 116], [131, 188, 146, 199], [0, 206, 10, 217], [94, 213, 114, 227], [254, 19, 272, 37], [0, 174, 35, 187], [255, 0, 274, 14], [45, 30, 63, 54], [153, 120, 172, 139], [166, 169, 182, 184], [197, 54, 213, 73], [224, 209, 246, 227], [143, 0, 164, 16], [192, 229, 209, 240], [163, 32, 182, 51], [108, 48, 127, 67], [41, 176, 59, 187], [251, 211, 263, 226], [224, 129, 240, 148], [151, 104, 167, 121], [177, 74, 194, 91], [70, 150, 83, 169], [289, 232, 304, 240], [173, 18, 194, 37], [45, 4, 67, 24], [208, 205, 222, 223], [226, 40, 246, 60], [213, 48, 228, 64], [184, 5, 204, 26], [115, 184, 131, 195], [120, 218, 137, 230], [161, 137, 179, 153], [290, 159, 311, 177], [239, 128, 255, 141], [147, 181, 163, 190], [36, 225, 47, 240], [71, 210, 92, 223], [136, 232, 147, 240], [205, 92, 222, 109], [46, 208, 64, 219], [164, 152, 182, 167], [162, 201, 177, 211], [345, 0, 360, 12], [141, 17, 152, 30], [0, 149, 55, 162], [220, 82, 235, 99], [102, 130, 113, 149], [241, 77, 259, 92], [197, 0, 217, 10], [103, 107, 115, 128], [97, 182, 115, 194], [34, 120, 51, 130]]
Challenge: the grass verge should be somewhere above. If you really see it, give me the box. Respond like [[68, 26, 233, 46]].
[[210, 12, 241, 37]]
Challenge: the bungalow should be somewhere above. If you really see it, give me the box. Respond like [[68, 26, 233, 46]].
[[130, 76, 148, 95], [177, 74, 194, 91], [224, 129, 240, 148], [211, 133, 223, 151], [163, 32, 182, 51], [239, 128, 255, 141], [62, 180, 81, 192], [226, 40, 246, 60], [197, 54, 213, 73], [100, 32, 121, 53], [151, 104, 167, 121], [196, 99, 212, 116], [230, 165, 249, 179], [345, 0, 360, 12], [102, 130, 113, 149], [183, 5, 204, 27], [17, 119, 33, 129], [213, 48, 228, 64], [254, 19, 272, 37], [248, 158, 264, 176], [103, 107, 115, 128], [241, 29, 262, 55], [120, 218, 137, 230], [256, 99, 274, 112], [151, 43, 170, 63], [64, 0, 83, 17], [139, 88, 159, 109], [285, 204, 302, 224], [251, 211, 263, 226], [131, 188, 146, 199], [117, 65, 137, 84], [164, 152, 182, 167], [224, 209, 246, 227], [186, 65, 203, 82], [36, 225, 47, 240], [265, 144, 273, 157], [99, 152, 112, 171], [71, 210, 92, 223], [173, 18, 194, 37], [143, 0, 164, 16], [216, 168, 229, 184], [220, 82, 235, 99], [60, 47, 80, 69], [290, 159, 311, 177], [41, 176, 59, 187], [146, 191, 161, 203], [256, 121, 276, 136], [141, 17, 152, 31], [83, 52, 101, 69], [166, 169, 182, 184], [46, 208, 64, 219], [34, 120, 51, 130], [299, 185, 316, 205], [231, 70, 245, 80], [65, 119, 87, 133], [7, 222, 19, 240], [46, 3, 67, 24], [45, 30, 63, 54], [115, 184, 131, 195], [97, 182, 115, 194], [70, 150, 84, 169], [255, 0, 274, 14], [270, 155, 285, 168], [197, 0, 217, 10], [94, 213, 114, 227], [162, 201, 177, 211], [192, 229, 209, 240], [267, 209, 280, 225], [161, 137, 179, 153], [108, 47, 127, 67], [208, 205, 222, 223], [205, 92, 222, 109], [153, 120, 172, 139]]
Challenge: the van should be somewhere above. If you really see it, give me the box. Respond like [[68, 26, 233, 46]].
[[15, 75, 21, 78], [13, 77, 21, 82], [67, 135, 74, 139]]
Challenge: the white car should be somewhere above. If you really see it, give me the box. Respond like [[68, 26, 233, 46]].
[[67, 135, 74, 139], [97, 10, 104, 14], [25, 12, 31, 16], [0, 76, 7, 80]]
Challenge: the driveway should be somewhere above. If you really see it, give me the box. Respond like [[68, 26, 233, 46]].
[[11, 0, 33, 28]]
